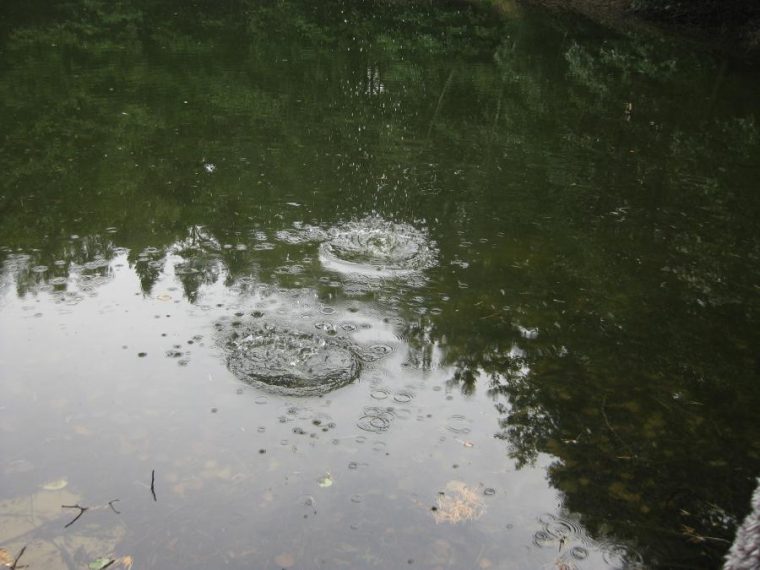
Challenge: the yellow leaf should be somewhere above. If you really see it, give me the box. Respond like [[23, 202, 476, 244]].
[[42, 478, 68, 491], [0, 548, 13, 567], [274, 553, 294, 568], [118, 555, 134, 570]]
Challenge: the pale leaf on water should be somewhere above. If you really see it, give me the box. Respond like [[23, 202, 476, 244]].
[[432, 480, 485, 524], [274, 552, 295, 568], [0, 548, 13, 567], [41, 478, 68, 491], [317, 474, 333, 488]]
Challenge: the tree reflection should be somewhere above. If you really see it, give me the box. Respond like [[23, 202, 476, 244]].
[[410, 271, 760, 567], [1, 1, 760, 568]]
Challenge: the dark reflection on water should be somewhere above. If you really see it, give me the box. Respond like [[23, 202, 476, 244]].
[[2, 0, 760, 568]]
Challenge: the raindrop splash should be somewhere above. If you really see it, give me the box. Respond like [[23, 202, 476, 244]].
[[319, 215, 437, 277]]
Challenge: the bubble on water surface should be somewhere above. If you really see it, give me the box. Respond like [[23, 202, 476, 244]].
[[224, 323, 360, 396], [319, 215, 437, 277]]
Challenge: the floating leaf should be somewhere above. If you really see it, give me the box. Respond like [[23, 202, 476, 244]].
[[432, 480, 485, 524], [0, 548, 12, 567], [117, 555, 133, 570], [42, 478, 68, 491], [274, 552, 295, 568], [89, 558, 114, 570], [317, 474, 333, 488]]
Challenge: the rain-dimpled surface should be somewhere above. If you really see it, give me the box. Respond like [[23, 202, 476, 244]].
[[224, 323, 360, 395], [2, 1, 759, 568], [319, 215, 437, 277]]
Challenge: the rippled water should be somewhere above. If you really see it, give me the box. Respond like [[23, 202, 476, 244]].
[[1, 1, 759, 569], [224, 324, 360, 395], [319, 215, 438, 277]]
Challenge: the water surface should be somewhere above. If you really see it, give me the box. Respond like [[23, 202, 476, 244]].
[[2, 1, 760, 568]]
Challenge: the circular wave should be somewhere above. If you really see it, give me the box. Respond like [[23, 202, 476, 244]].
[[319, 216, 437, 277], [225, 324, 360, 396]]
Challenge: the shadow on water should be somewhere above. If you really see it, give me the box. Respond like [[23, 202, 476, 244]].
[[1, 0, 760, 568]]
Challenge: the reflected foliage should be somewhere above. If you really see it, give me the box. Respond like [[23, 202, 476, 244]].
[[2, 1, 760, 568]]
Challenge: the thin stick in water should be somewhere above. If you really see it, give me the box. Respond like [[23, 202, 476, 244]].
[[62, 504, 89, 528], [10, 545, 27, 570]]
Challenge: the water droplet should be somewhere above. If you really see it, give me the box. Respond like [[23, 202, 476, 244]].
[[319, 215, 438, 278]]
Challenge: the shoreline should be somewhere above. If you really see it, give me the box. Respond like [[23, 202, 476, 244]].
[[506, 0, 760, 59]]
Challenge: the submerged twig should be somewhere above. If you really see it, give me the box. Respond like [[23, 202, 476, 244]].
[[427, 69, 455, 138], [62, 498, 121, 528], [62, 504, 88, 528], [10, 545, 28, 570], [680, 524, 731, 545], [150, 469, 157, 502], [600, 395, 635, 456]]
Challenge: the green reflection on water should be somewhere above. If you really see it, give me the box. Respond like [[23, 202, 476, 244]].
[[1, 0, 760, 568]]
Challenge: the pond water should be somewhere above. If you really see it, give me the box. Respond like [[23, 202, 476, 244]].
[[2, 1, 760, 568]]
